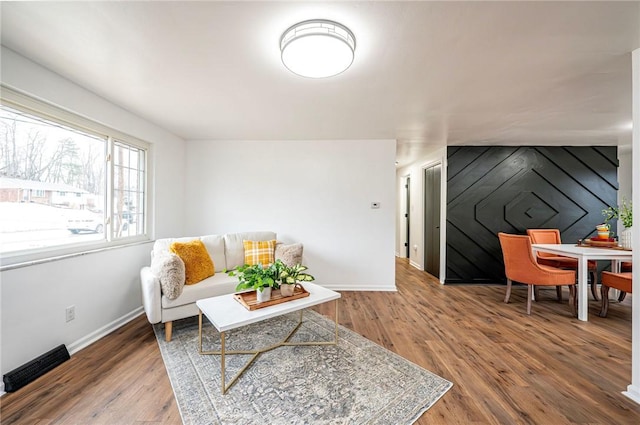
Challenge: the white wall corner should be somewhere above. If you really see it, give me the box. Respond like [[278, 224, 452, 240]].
[[630, 46, 639, 405]]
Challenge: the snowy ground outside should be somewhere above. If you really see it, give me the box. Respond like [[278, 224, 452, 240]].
[[0, 202, 127, 253]]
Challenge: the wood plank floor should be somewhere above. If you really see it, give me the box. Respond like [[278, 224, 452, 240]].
[[2, 257, 639, 424]]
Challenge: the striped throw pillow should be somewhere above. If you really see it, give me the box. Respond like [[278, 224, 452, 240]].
[[243, 239, 276, 266]]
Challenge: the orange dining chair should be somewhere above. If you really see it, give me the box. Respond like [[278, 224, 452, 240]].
[[498, 232, 577, 316], [599, 271, 632, 317], [526, 229, 599, 300]]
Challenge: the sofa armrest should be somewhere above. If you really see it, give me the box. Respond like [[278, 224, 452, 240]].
[[140, 266, 162, 324]]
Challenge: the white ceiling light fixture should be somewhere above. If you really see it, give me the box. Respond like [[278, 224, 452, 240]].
[[280, 19, 356, 78]]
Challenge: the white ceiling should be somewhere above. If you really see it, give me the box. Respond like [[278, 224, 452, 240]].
[[1, 1, 638, 167]]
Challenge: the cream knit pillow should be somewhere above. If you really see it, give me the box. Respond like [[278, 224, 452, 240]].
[[151, 253, 186, 300], [275, 243, 304, 267]]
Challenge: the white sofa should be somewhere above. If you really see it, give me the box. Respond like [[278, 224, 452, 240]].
[[140, 231, 276, 341]]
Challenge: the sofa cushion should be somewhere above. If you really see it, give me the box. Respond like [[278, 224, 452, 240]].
[[243, 239, 276, 266], [153, 236, 200, 259], [161, 272, 239, 308], [170, 239, 214, 285], [151, 253, 185, 300], [224, 231, 277, 270], [275, 242, 304, 267], [200, 235, 226, 272]]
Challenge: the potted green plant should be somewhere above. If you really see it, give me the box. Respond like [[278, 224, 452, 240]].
[[229, 262, 281, 303], [602, 198, 633, 249], [279, 263, 315, 297]]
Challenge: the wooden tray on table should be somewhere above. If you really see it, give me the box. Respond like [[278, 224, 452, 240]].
[[234, 285, 310, 311], [579, 239, 630, 250], [582, 238, 619, 248]]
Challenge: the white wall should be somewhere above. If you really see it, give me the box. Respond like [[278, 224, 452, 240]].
[[395, 147, 447, 281], [184, 139, 397, 291], [618, 142, 632, 205], [0, 48, 187, 379], [624, 46, 640, 405]]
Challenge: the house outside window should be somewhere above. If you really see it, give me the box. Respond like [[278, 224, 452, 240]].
[[0, 88, 149, 267]]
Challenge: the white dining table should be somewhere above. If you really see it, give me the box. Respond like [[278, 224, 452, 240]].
[[531, 244, 633, 321]]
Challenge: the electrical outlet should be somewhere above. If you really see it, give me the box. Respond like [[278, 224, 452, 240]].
[[66, 305, 75, 322]]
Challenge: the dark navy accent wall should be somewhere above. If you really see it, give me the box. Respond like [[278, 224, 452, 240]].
[[445, 146, 618, 284]]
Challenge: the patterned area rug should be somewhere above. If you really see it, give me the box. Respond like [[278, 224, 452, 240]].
[[154, 310, 452, 425]]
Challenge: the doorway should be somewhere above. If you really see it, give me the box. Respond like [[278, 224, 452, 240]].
[[424, 164, 441, 277], [404, 175, 411, 258]]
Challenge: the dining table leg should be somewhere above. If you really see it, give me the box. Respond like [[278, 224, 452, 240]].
[[577, 256, 589, 321], [610, 260, 622, 299], [612, 260, 621, 273]]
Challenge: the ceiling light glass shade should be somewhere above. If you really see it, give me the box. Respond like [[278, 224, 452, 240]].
[[280, 20, 356, 78]]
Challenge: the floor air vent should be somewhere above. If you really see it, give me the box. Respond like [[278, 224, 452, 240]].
[[3, 344, 70, 392]]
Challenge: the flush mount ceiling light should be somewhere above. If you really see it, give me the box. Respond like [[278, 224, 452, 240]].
[[280, 19, 356, 78]]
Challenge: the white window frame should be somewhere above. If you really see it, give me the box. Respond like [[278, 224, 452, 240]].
[[0, 86, 151, 269]]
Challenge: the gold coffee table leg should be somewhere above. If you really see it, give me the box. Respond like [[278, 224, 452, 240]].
[[200, 306, 340, 394], [198, 310, 203, 353], [221, 331, 225, 394], [335, 299, 339, 343]]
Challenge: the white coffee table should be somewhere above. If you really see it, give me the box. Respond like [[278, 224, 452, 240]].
[[196, 282, 341, 394]]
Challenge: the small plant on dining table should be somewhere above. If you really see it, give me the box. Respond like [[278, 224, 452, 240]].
[[602, 198, 633, 229]]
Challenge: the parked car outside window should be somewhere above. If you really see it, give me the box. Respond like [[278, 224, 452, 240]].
[[66, 210, 104, 234]]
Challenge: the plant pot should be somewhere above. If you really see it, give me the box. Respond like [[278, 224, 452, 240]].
[[256, 287, 272, 303], [620, 227, 633, 249], [280, 283, 296, 297]]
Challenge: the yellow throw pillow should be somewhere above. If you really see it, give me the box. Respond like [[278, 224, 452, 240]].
[[170, 239, 214, 285], [243, 239, 277, 266]]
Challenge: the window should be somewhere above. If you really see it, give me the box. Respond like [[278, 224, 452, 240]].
[[112, 141, 145, 239], [0, 88, 149, 267]]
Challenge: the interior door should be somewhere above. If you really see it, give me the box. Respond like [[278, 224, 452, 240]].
[[424, 164, 441, 277]]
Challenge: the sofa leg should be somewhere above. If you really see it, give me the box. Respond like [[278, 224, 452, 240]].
[[165, 321, 173, 342]]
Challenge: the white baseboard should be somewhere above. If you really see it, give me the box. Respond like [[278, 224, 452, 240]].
[[623, 384, 640, 405], [409, 260, 422, 270], [321, 284, 397, 292], [0, 307, 144, 397], [67, 307, 145, 355]]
